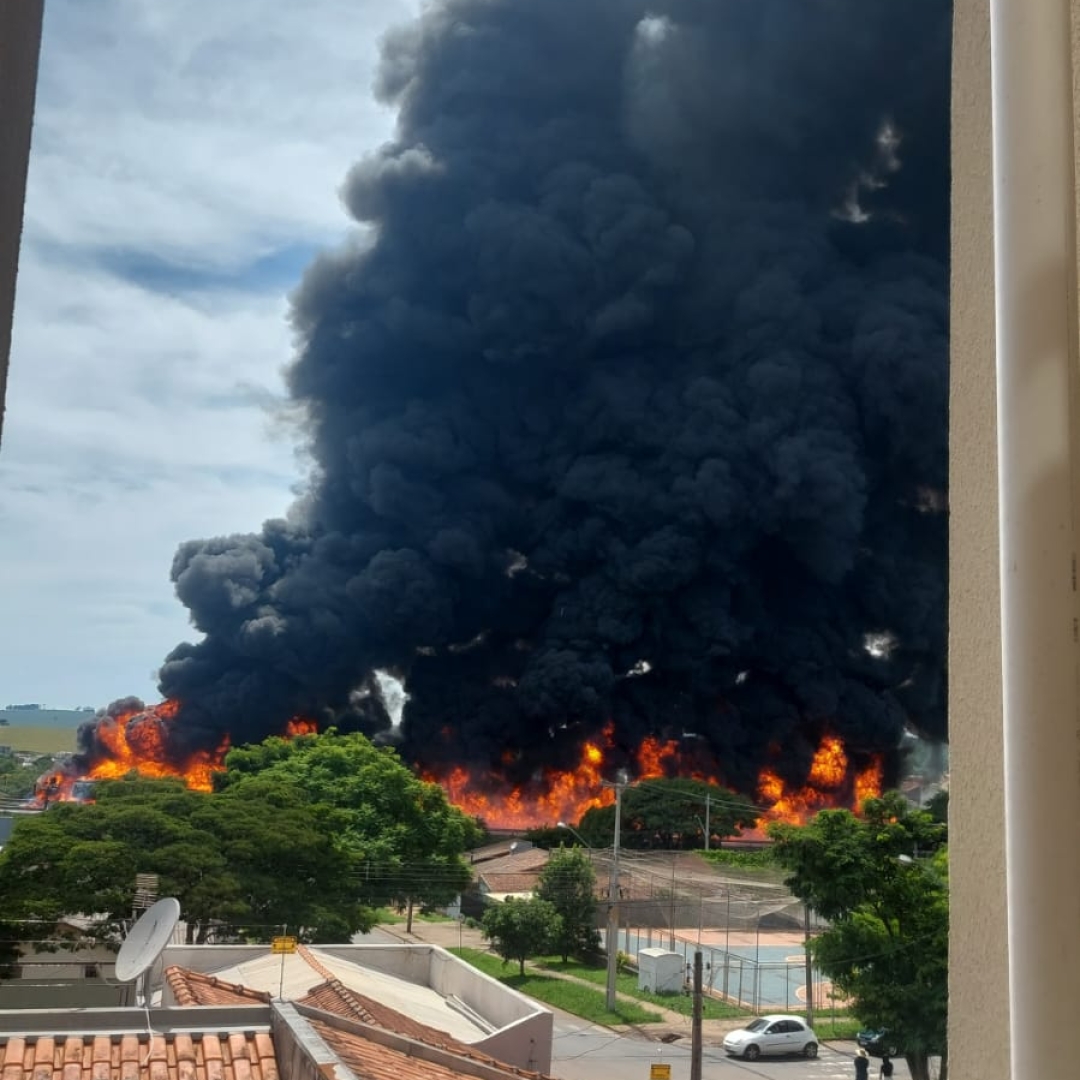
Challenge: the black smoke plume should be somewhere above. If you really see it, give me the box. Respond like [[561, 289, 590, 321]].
[[152, 0, 950, 796]]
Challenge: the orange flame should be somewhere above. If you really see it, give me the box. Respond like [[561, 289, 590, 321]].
[[853, 755, 884, 807], [425, 729, 881, 832], [807, 735, 847, 788], [62, 700, 229, 797], [636, 735, 682, 777], [34, 701, 320, 805], [754, 737, 884, 829], [38, 696, 882, 837], [425, 734, 616, 828]]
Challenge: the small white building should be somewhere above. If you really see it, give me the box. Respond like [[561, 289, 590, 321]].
[[637, 947, 684, 994]]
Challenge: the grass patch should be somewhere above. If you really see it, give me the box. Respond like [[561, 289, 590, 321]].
[[450, 947, 663, 1025], [0, 727, 75, 754], [374, 908, 456, 925], [811, 1010, 863, 1040], [372, 908, 405, 924], [534, 958, 747, 1020], [700, 848, 776, 870]]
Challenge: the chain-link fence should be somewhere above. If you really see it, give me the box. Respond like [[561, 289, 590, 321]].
[[591, 853, 833, 1015]]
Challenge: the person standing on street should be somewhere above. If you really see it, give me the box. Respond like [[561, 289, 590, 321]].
[[879, 1053, 894, 1079], [855, 1048, 870, 1080]]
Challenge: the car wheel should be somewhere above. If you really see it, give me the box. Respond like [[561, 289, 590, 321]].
[[744, 1045, 761, 1061], [804, 1043, 818, 1059]]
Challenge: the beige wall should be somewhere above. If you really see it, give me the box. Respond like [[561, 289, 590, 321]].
[[946, 0, 1080, 1074], [0, 0, 44, 448], [949, 0, 1010, 1075]]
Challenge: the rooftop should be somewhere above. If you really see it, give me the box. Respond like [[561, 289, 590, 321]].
[[0, 939, 554, 1080]]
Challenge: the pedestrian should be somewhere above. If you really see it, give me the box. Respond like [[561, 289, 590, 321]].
[[880, 1053, 894, 1079], [854, 1048, 870, 1080]]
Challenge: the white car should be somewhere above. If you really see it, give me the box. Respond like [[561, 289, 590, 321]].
[[722, 1014, 819, 1060]]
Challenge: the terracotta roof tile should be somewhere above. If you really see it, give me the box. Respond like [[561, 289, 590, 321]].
[[298, 982, 376, 1026], [295, 947, 483, 1047], [0, 1032, 278, 1080], [301, 981, 555, 1079], [309, 1019, 549, 1080], [477, 872, 541, 895], [474, 849, 549, 876], [309, 1022, 464, 1080], [165, 968, 272, 1007], [300, 979, 472, 1049]]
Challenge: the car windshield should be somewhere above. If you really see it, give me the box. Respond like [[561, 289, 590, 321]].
[[745, 1020, 768, 1032]]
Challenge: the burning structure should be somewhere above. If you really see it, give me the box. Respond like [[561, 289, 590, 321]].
[[47, 0, 950, 828]]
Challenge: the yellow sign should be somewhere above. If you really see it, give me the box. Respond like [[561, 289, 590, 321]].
[[271, 936, 297, 954], [649, 1065, 671, 1080]]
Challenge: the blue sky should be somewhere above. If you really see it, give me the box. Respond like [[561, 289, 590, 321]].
[[1, 0, 419, 709]]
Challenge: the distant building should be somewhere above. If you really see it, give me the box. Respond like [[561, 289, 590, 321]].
[[475, 846, 551, 903]]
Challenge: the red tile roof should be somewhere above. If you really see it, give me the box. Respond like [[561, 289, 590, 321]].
[[0, 1032, 279, 1080], [477, 872, 542, 896], [473, 849, 549, 876], [165, 968, 272, 1007], [308, 1020, 476, 1080], [296, 946, 484, 1041], [291, 945, 551, 1079], [306, 1019, 546, 1080], [301, 979, 475, 1053]]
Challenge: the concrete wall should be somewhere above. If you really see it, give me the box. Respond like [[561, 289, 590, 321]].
[[949, 1, 1010, 1075], [316, 944, 554, 1073], [0, 940, 123, 1010], [0, 0, 44, 446], [0, 983, 125, 1010], [271, 1003, 344, 1080], [308, 943, 436, 986], [162, 943, 553, 1075], [0, 1005, 272, 1035]]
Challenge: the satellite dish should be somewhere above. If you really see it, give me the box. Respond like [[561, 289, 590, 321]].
[[116, 897, 181, 983]]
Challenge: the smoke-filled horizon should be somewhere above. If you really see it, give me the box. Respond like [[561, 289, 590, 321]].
[[104, 0, 951, 796]]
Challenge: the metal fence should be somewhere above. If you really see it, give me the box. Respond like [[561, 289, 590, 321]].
[[590, 855, 834, 1015], [604, 924, 827, 1014]]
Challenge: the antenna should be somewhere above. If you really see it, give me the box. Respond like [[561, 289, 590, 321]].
[[116, 896, 180, 1004]]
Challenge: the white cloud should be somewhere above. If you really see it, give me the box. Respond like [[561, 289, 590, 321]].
[[0, 0, 420, 708]]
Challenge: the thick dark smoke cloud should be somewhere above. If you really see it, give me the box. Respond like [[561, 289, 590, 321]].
[[155, 0, 951, 795]]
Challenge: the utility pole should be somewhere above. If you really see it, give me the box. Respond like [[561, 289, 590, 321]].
[[604, 777, 625, 1012], [804, 903, 814, 1029], [669, 853, 676, 950], [690, 950, 703, 1080]]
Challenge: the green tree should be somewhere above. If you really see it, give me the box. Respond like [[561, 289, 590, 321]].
[[577, 778, 755, 849], [219, 730, 484, 930], [535, 846, 600, 961], [0, 775, 367, 944], [193, 777, 365, 942], [769, 792, 948, 1080], [481, 897, 561, 975], [0, 750, 55, 800], [924, 789, 948, 826]]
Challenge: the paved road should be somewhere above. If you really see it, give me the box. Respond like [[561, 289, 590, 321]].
[[366, 920, 914, 1080], [551, 1018, 910, 1080]]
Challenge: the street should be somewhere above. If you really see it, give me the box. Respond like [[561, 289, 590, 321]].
[[366, 921, 919, 1080], [551, 1016, 911, 1080]]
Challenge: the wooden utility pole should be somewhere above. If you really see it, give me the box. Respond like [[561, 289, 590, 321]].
[[604, 777, 625, 1011], [804, 903, 814, 1029], [690, 950, 703, 1080]]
